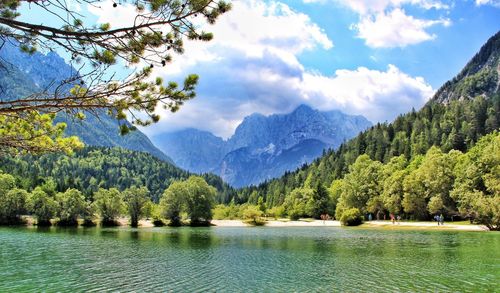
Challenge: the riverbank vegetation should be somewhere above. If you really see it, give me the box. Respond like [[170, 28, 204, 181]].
[[0, 175, 216, 227]]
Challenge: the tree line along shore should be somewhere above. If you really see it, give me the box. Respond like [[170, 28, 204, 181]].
[[1, 133, 498, 231]]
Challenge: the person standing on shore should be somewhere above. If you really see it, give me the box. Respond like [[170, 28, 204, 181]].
[[439, 214, 444, 226], [435, 215, 440, 225]]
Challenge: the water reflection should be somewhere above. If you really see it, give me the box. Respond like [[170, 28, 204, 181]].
[[0, 226, 498, 292]]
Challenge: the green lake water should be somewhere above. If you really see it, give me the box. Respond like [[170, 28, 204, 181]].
[[0, 226, 499, 292]]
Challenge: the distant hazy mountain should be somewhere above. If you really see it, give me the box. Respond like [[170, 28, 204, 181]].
[[0, 42, 172, 163], [153, 128, 227, 173], [153, 105, 372, 187]]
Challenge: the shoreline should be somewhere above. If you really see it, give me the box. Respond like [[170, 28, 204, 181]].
[[211, 219, 341, 227], [17, 217, 489, 231], [210, 219, 488, 231], [360, 220, 489, 231]]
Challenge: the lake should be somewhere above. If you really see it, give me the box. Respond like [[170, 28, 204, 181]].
[[0, 226, 498, 292]]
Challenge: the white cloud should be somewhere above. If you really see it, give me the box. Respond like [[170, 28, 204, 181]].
[[310, 0, 452, 48], [141, 47, 434, 138], [354, 8, 451, 48], [475, 0, 500, 7], [88, 0, 434, 139], [87, 0, 138, 27], [300, 65, 434, 122], [337, 0, 450, 14]]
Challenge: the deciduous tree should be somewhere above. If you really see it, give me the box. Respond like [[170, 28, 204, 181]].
[[123, 186, 150, 227]]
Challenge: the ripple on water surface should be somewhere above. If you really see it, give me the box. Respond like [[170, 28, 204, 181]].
[[0, 227, 499, 292]]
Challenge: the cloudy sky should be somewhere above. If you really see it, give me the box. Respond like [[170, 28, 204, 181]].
[[23, 0, 500, 138]]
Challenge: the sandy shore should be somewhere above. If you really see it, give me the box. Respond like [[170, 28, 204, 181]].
[[20, 216, 488, 231], [362, 220, 488, 231], [211, 219, 341, 227], [211, 219, 489, 231]]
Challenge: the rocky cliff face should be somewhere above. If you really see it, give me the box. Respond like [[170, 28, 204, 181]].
[[154, 104, 372, 187]]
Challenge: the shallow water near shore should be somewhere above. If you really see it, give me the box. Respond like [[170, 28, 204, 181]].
[[0, 226, 498, 292]]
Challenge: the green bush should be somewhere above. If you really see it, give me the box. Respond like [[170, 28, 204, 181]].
[[212, 204, 229, 220], [340, 208, 363, 226], [267, 206, 285, 219], [242, 205, 265, 226], [288, 207, 302, 221]]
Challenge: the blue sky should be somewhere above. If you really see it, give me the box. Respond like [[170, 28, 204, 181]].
[[290, 0, 499, 88], [20, 0, 500, 138]]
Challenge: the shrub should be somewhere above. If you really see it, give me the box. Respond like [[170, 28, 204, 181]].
[[267, 206, 285, 219], [242, 205, 265, 226], [212, 204, 229, 220], [288, 207, 302, 221], [340, 208, 363, 226], [150, 203, 165, 226]]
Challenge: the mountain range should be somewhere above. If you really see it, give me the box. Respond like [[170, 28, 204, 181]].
[[0, 42, 172, 163], [153, 105, 372, 187]]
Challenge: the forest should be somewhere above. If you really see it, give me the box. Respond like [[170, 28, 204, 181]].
[[0, 146, 236, 203]]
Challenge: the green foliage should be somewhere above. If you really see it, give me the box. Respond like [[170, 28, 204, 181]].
[[451, 132, 499, 230], [307, 182, 331, 219], [1, 0, 232, 155], [159, 176, 216, 226], [56, 188, 87, 226], [381, 170, 405, 215], [241, 205, 265, 226], [149, 203, 165, 226], [339, 208, 363, 226], [328, 179, 344, 218], [0, 111, 83, 155], [93, 188, 124, 225], [402, 147, 458, 220], [184, 176, 216, 225], [0, 172, 16, 195], [284, 187, 314, 220], [0, 188, 27, 224], [338, 155, 383, 214], [212, 199, 241, 220], [257, 196, 266, 214], [267, 205, 285, 219], [0, 164, 226, 227], [27, 187, 58, 225], [0, 146, 235, 203], [428, 196, 444, 215], [123, 186, 150, 227], [160, 181, 187, 226], [212, 204, 229, 220]]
